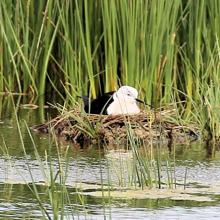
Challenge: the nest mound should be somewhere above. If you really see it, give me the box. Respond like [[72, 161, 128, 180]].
[[32, 109, 199, 146]]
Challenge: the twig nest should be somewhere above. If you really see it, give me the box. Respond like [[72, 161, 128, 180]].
[[32, 109, 199, 146]]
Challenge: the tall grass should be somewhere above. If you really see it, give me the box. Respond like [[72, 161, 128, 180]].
[[6, 97, 84, 219], [1, 0, 220, 137]]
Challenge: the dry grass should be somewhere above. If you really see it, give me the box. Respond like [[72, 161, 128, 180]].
[[32, 108, 199, 146]]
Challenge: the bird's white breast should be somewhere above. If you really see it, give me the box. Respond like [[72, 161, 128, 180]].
[[107, 99, 140, 115]]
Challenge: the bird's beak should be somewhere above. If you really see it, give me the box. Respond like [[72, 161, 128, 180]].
[[135, 98, 145, 104]]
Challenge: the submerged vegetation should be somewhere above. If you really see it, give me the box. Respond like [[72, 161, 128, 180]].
[[0, 100, 180, 217], [1, 0, 220, 139], [1, 100, 218, 218], [0, 102, 219, 218]]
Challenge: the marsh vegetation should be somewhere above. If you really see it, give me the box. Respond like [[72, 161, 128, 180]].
[[1, 0, 220, 219], [1, 0, 220, 140]]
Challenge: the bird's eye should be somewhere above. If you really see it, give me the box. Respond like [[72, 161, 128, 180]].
[[127, 93, 131, 96]]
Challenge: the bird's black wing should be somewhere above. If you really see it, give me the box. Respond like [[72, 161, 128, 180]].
[[79, 91, 115, 114], [89, 91, 115, 114]]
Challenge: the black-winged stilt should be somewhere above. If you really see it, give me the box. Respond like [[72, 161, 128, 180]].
[[81, 86, 144, 115]]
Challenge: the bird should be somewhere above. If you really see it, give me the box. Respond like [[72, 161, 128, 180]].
[[80, 86, 144, 115]]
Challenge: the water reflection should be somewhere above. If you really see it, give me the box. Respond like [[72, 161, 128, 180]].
[[0, 183, 219, 219], [0, 97, 220, 219]]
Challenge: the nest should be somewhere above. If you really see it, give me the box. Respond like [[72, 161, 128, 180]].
[[32, 109, 199, 146]]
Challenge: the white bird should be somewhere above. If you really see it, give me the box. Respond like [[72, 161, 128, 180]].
[[107, 86, 141, 115], [81, 86, 144, 115]]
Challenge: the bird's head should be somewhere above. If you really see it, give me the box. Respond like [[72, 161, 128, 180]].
[[113, 86, 139, 103]]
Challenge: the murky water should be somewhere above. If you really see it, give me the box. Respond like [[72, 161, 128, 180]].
[[0, 99, 220, 219]]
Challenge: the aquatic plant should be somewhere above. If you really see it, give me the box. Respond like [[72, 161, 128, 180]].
[[1, 0, 220, 138]]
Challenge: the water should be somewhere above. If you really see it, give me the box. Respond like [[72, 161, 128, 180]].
[[0, 102, 220, 219]]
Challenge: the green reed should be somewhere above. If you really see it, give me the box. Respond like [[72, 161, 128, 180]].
[[123, 121, 177, 189], [1, 0, 220, 138], [4, 96, 74, 219]]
